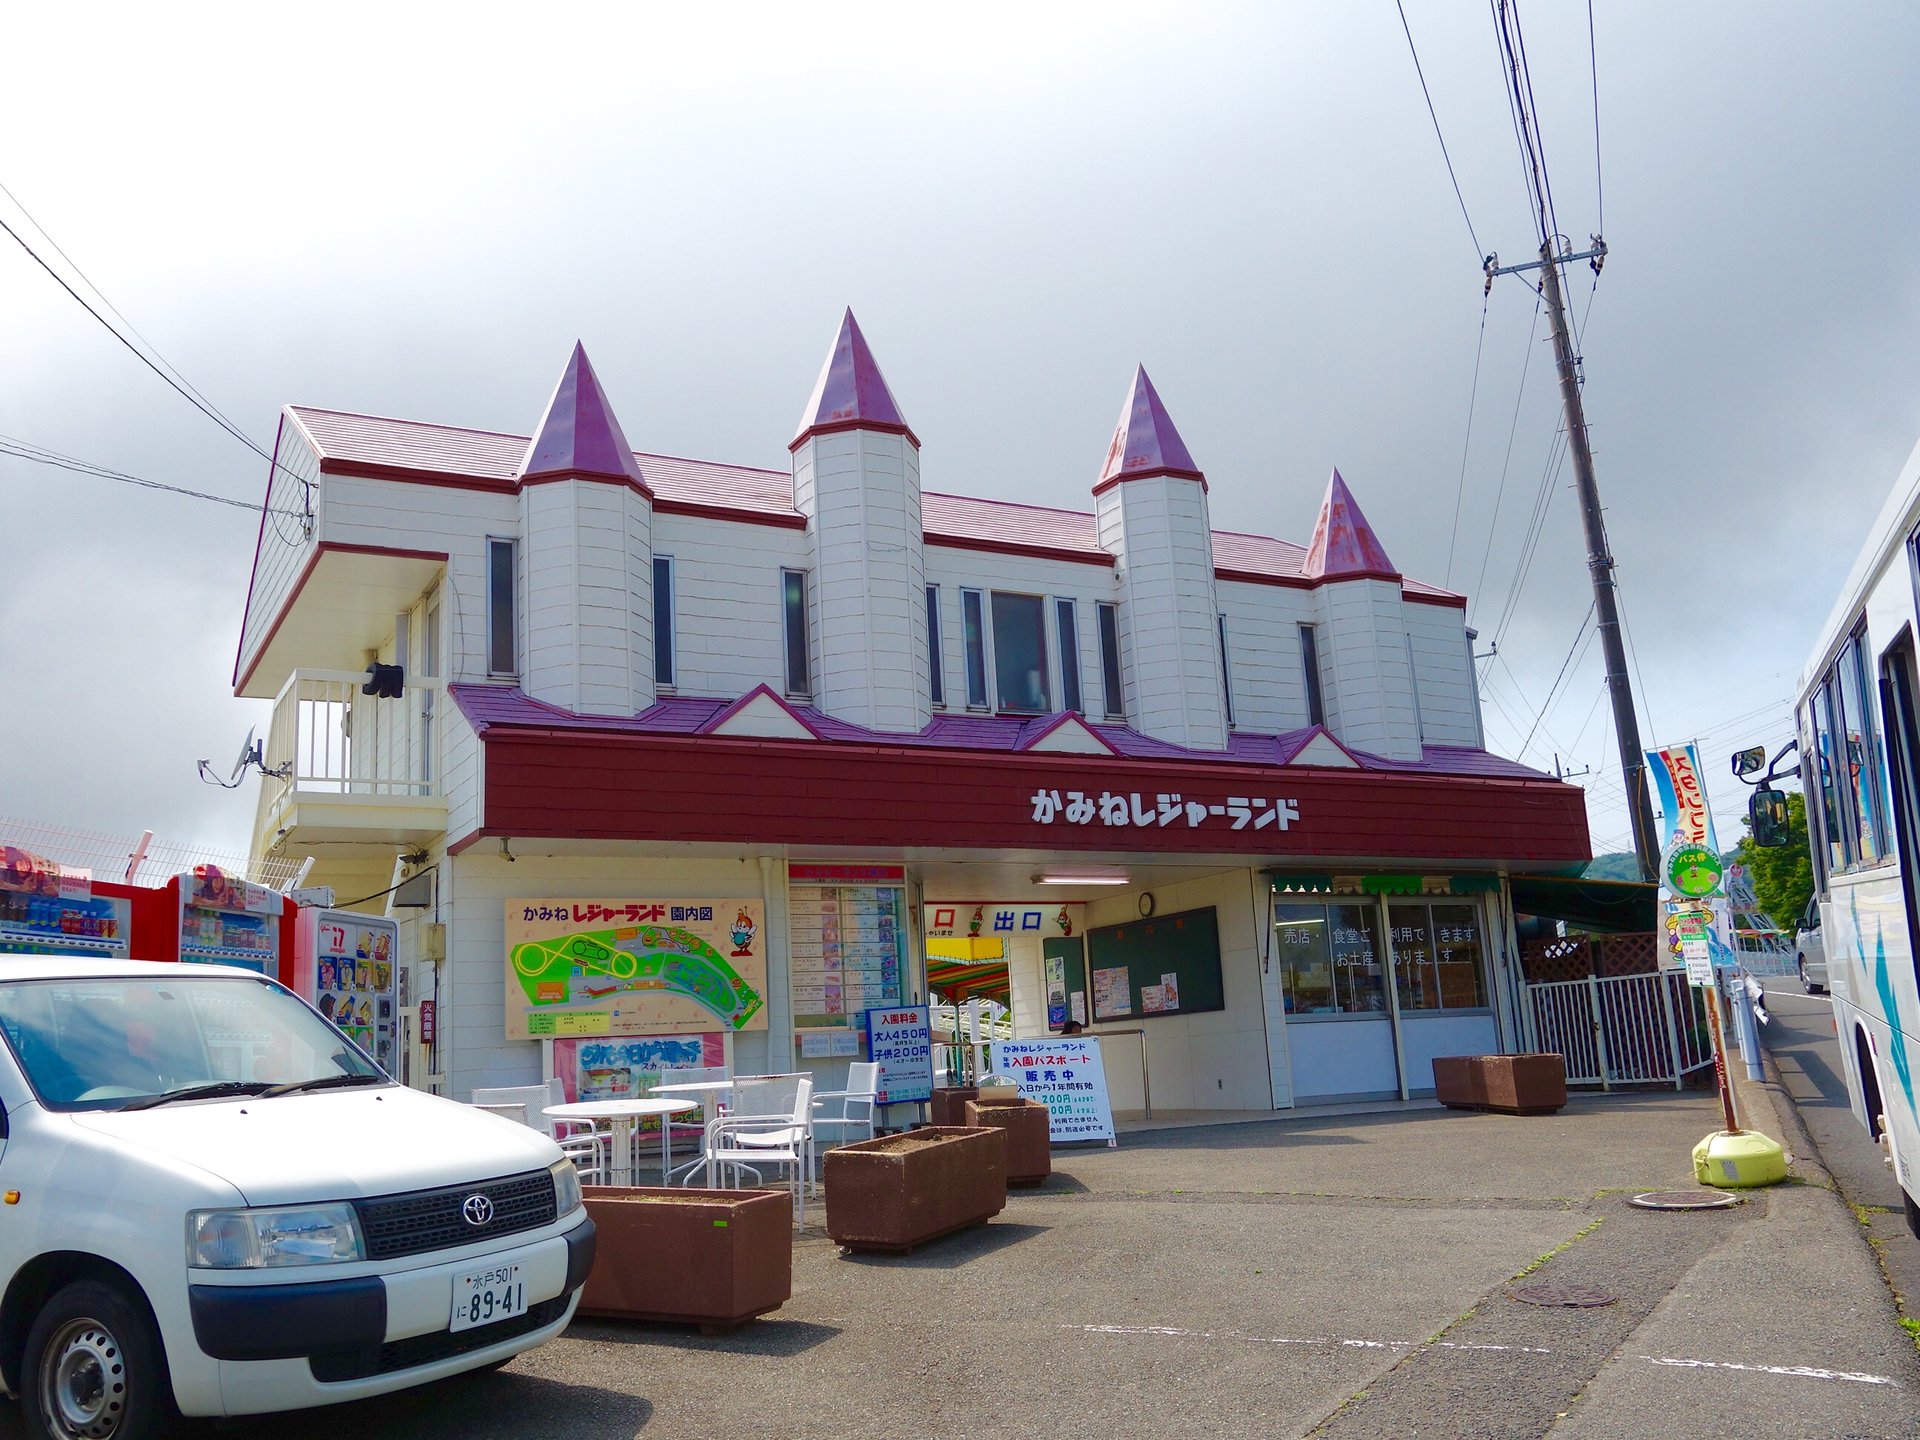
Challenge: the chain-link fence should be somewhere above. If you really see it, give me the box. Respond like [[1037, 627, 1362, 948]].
[[0, 817, 301, 890]]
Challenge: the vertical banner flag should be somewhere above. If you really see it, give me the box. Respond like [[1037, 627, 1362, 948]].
[[1645, 743, 1735, 982]]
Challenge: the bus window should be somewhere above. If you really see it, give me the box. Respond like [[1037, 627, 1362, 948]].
[[1814, 676, 1853, 871], [1878, 633, 1920, 977], [1837, 630, 1890, 862]]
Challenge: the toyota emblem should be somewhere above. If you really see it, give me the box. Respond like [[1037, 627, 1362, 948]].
[[461, 1193, 495, 1227]]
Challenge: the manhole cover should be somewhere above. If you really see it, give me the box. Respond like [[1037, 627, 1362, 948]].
[[1629, 1191, 1743, 1211], [1510, 1283, 1618, 1308]]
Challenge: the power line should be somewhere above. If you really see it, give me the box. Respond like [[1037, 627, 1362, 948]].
[[1518, 601, 1594, 760], [1468, 297, 1544, 625], [0, 434, 294, 516], [1445, 297, 1491, 589], [1396, 0, 1487, 261], [1587, 0, 1604, 235]]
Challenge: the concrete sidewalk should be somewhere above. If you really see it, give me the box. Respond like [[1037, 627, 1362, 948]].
[[208, 1072, 1920, 1440]]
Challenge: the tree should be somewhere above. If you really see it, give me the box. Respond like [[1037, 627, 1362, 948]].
[[1735, 790, 1814, 930]]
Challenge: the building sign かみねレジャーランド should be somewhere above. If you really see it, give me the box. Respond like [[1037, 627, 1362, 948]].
[[1029, 789, 1301, 832]]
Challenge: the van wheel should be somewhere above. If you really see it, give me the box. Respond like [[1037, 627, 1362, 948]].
[[1906, 1190, 1920, 1241], [23, 1279, 177, 1440]]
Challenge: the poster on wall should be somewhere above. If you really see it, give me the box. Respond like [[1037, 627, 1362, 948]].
[[990, 1037, 1116, 1144], [790, 864, 906, 1029], [864, 1005, 934, 1105], [549, 1034, 727, 1125], [1093, 965, 1132, 1019], [504, 899, 767, 1041], [1044, 952, 1068, 1028]]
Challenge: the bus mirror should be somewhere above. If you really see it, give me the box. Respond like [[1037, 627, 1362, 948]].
[[1749, 787, 1790, 847], [1731, 745, 1767, 778]]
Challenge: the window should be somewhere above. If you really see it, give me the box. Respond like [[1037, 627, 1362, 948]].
[[1218, 614, 1234, 726], [1300, 624, 1325, 726], [421, 600, 440, 785], [424, 599, 441, 679], [486, 538, 517, 676], [1837, 630, 1889, 863], [1273, 902, 1385, 1016], [653, 555, 676, 687], [1097, 602, 1125, 719], [1877, 634, 1920, 980], [991, 593, 1050, 713], [1056, 599, 1082, 714], [1388, 902, 1488, 1011], [781, 570, 811, 697], [927, 586, 945, 707], [1406, 633, 1424, 741], [961, 589, 989, 709]]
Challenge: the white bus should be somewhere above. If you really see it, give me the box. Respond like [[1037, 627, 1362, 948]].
[[1786, 435, 1920, 1237]]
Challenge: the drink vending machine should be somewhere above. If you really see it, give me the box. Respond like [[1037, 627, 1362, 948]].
[[293, 908, 400, 1074], [0, 844, 134, 958], [168, 865, 292, 978]]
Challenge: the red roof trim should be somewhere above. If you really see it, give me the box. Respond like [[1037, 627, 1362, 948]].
[[788, 417, 922, 453], [655, 498, 808, 530], [1016, 712, 1120, 755], [1090, 467, 1209, 498], [927, 535, 1116, 568], [319, 458, 515, 492], [521, 470, 653, 499], [697, 683, 826, 739], [1405, 590, 1468, 610], [234, 541, 449, 697], [1278, 724, 1367, 768]]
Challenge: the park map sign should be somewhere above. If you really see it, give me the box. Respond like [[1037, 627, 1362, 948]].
[[505, 898, 768, 1040]]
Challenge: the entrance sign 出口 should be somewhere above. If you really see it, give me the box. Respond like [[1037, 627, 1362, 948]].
[[990, 1037, 1116, 1143], [505, 899, 768, 1041]]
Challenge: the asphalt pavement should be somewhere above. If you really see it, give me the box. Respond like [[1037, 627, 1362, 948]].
[[3, 1011, 1915, 1440]]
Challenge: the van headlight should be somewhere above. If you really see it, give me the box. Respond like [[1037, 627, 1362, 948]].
[[550, 1158, 583, 1217], [188, 1204, 366, 1268]]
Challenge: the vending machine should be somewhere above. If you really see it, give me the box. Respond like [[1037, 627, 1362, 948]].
[[169, 865, 292, 977], [0, 844, 134, 958], [293, 908, 401, 1074]]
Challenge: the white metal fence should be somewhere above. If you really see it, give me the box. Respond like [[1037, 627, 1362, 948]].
[[1524, 970, 1715, 1089], [262, 669, 439, 800]]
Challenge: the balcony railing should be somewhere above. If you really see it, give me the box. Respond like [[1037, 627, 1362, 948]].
[[256, 670, 445, 844]]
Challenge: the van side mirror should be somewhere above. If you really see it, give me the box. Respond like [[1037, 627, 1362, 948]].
[[1749, 787, 1790, 848], [1731, 745, 1767, 778]]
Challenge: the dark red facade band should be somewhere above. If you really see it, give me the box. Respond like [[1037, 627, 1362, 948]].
[[466, 729, 1590, 865]]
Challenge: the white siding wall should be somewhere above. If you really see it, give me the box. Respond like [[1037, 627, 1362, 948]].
[[792, 432, 930, 731], [1095, 478, 1228, 749], [652, 515, 810, 698], [1319, 578, 1422, 760], [1218, 579, 1316, 734], [922, 546, 1116, 714], [1405, 603, 1481, 746], [516, 480, 653, 717], [236, 421, 319, 679]]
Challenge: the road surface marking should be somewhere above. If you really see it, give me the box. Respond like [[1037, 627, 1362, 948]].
[[1639, 1355, 1897, 1386]]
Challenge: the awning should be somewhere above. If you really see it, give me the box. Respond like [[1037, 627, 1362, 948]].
[[1509, 874, 1656, 933], [926, 956, 1010, 1003]]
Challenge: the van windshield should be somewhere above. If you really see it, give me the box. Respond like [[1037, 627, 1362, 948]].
[[0, 974, 386, 1112]]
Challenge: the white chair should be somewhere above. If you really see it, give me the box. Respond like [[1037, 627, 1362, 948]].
[[656, 1064, 729, 1157], [810, 1061, 879, 1174], [471, 1082, 605, 1181], [687, 1074, 813, 1227]]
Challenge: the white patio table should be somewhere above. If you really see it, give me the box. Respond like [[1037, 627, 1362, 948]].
[[544, 1097, 695, 1186]]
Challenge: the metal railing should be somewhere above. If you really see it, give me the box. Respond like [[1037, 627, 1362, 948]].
[[261, 669, 441, 804], [1524, 969, 1713, 1090]]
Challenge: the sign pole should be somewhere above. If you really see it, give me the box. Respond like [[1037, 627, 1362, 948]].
[[1701, 971, 1741, 1135]]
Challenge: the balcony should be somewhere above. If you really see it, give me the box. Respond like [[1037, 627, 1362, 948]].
[[255, 669, 448, 849]]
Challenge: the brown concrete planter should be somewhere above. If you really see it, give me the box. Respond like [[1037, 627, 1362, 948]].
[[578, 1186, 791, 1331], [964, 1096, 1051, 1186], [824, 1125, 1007, 1253], [929, 1086, 978, 1126], [1432, 1054, 1566, 1115]]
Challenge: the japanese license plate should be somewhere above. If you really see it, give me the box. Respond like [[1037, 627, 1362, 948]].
[[450, 1262, 526, 1332]]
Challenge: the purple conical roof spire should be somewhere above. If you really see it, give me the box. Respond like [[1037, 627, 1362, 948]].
[[517, 342, 650, 492], [1302, 468, 1398, 580], [1094, 366, 1205, 492], [790, 309, 917, 450]]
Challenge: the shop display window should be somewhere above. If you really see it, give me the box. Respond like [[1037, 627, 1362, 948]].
[[1275, 902, 1385, 1016], [1388, 902, 1487, 1011]]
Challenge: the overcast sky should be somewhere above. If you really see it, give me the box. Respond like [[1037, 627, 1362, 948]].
[[3, 2, 1917, 863]]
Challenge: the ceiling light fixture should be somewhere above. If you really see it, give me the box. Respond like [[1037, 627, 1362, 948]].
[[1033, 872, 1130, 886]]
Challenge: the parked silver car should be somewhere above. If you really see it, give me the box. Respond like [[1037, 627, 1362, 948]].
[[1795, 897, 1828, 994]]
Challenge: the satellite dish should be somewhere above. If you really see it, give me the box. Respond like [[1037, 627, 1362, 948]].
[[197, 726, 267, 790], [229, 726, 259, 786]]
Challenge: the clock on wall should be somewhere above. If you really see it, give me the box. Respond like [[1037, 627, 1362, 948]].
[[1137, 891, 1156, 918]]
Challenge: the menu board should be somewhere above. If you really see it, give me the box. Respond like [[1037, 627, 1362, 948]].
[[789, 864, 906, 1029]]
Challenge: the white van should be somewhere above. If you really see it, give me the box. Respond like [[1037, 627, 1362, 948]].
[[0, 959, 596, 1440]]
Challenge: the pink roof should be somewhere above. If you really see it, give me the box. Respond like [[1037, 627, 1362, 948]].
[[1095, 366, 1204, 490], [518, 343, 651, 492], [791, 309, 916, 450], [1302, 469, 1398, 581]]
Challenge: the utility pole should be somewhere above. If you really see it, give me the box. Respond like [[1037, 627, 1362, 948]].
[[1487, 239, 1660, 881]]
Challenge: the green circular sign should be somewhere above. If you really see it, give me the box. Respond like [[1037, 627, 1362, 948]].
[[1666, 842, 1723, 898]]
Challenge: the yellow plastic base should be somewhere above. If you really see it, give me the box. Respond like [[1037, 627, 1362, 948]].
[[1691, 1130, 1788, 1188]]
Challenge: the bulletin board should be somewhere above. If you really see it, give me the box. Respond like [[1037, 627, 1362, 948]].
[[1086, 907, 1224, 1022]]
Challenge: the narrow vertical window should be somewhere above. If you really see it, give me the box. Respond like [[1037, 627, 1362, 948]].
[[961, 588, 988, 709], [1217, 613, 1234, 727], [424, 600, 441, 678], [487, 538, 517, 677], [991, 592, 1049, 713], [1097, 602, 1124, 719], [782, 570, 811, 697], [1055, 598, 1081, 714], [421, 599, 440, 785], [653, 555, 676, 687], [927, 585, 945, 707], [1300, 623, 1324, 726], [1406, 632, 1425, 742]]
